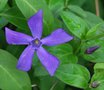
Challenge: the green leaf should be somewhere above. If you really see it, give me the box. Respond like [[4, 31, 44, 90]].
[[86, 22, 104, 40], [15, 0, 55, 35], [47, 44, 78, 64], [87, 72, 104, 90], [55, 64, 90, 89], [69, 0, 86, 7], [39, 76, 65, 90], [81, 39, 104, 62], [48, 0, 64, 16], [34, 65, 49, 76], [61, 11, 87, 39], [0, 7, 29, 30], [94, 63, 104, 73], [0, 49, 31, 90], [0, 17, 8, 29], [86, 63, 104, 90], [68, 5, 86, 18], [0, 0, 8, 12], [84, 12, 103, 28]]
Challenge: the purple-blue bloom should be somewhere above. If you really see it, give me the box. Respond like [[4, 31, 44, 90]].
[[5, 10, 73, 76], [85, 46, 100, 54]]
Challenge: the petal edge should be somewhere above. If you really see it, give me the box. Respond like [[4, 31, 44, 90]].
[[42, 28, 73, 46], [28, 10, 43, 38], [5, 27, 33, 45], [37, 47, 60, 76], [17, 45, 35, 71]]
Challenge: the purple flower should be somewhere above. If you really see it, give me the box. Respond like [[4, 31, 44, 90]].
[[5, 10, 73, 76], [85, 46, 100, 54]]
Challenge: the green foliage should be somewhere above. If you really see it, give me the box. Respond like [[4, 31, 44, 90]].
[[15, 0, 55, 35], [0, 0, 8, 12], [55, 64, 90, 89], [38, 76, 65, 90], [48, 0, 64, 16], [61, 11, 87, 39], [94, 63, 104, 72], [86, 63, 104, 90], [86, 22, 104, 40], [68, 5, 86, 18], [81, 22, 104, 62], [81, 40, 104, 62], [0, 49, 31, 90], [69, 0, 86, 7], [1, 0, 104, 90], [48, 44, 78, 64], [0, 7, 29, 30], [83, 12, 103, 28], [34, 44, 78, 77]]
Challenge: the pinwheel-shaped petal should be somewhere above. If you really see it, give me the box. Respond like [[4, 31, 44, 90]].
[[5, 10, 73, 76]]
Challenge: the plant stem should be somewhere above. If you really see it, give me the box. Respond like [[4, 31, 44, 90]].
[[50, 81, 58, 90], [31, 84, 37, 87], [95, 0, 100, 16], [64, 0, 69, 10]]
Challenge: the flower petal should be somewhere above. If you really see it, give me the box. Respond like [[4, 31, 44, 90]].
[[42, 29, 73, 46], [37, 47, 60, 76], [5, 27, 33, 45], [17, 45, 35, 71], [28, 10, 43, 38]]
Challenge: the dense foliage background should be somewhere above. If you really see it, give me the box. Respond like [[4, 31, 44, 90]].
[[0, 0, 104, 90]]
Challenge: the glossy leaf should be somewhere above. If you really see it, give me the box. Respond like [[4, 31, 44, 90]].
[[86, 63, 104, 90], [81, 39, 104, 62], [87, 72, 104, 90], [0, 0, 8, 12], [61, 11, 87, 39], [48, 0, 64, 16], [0, 49, 31, 90], [86, 22, 104, 40], [55, 64, 90, 89], [0, 7, 29, 30], [84, 12, 103, 28], [94, 63, 104, 73], [68, 5, 86, 18], [47, 44, 78, 64], [15, 0, 55, 35]]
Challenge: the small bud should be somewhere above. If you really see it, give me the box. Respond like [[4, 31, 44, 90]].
[[91, 81, 100, 88], [85, 46, 100, 54]]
